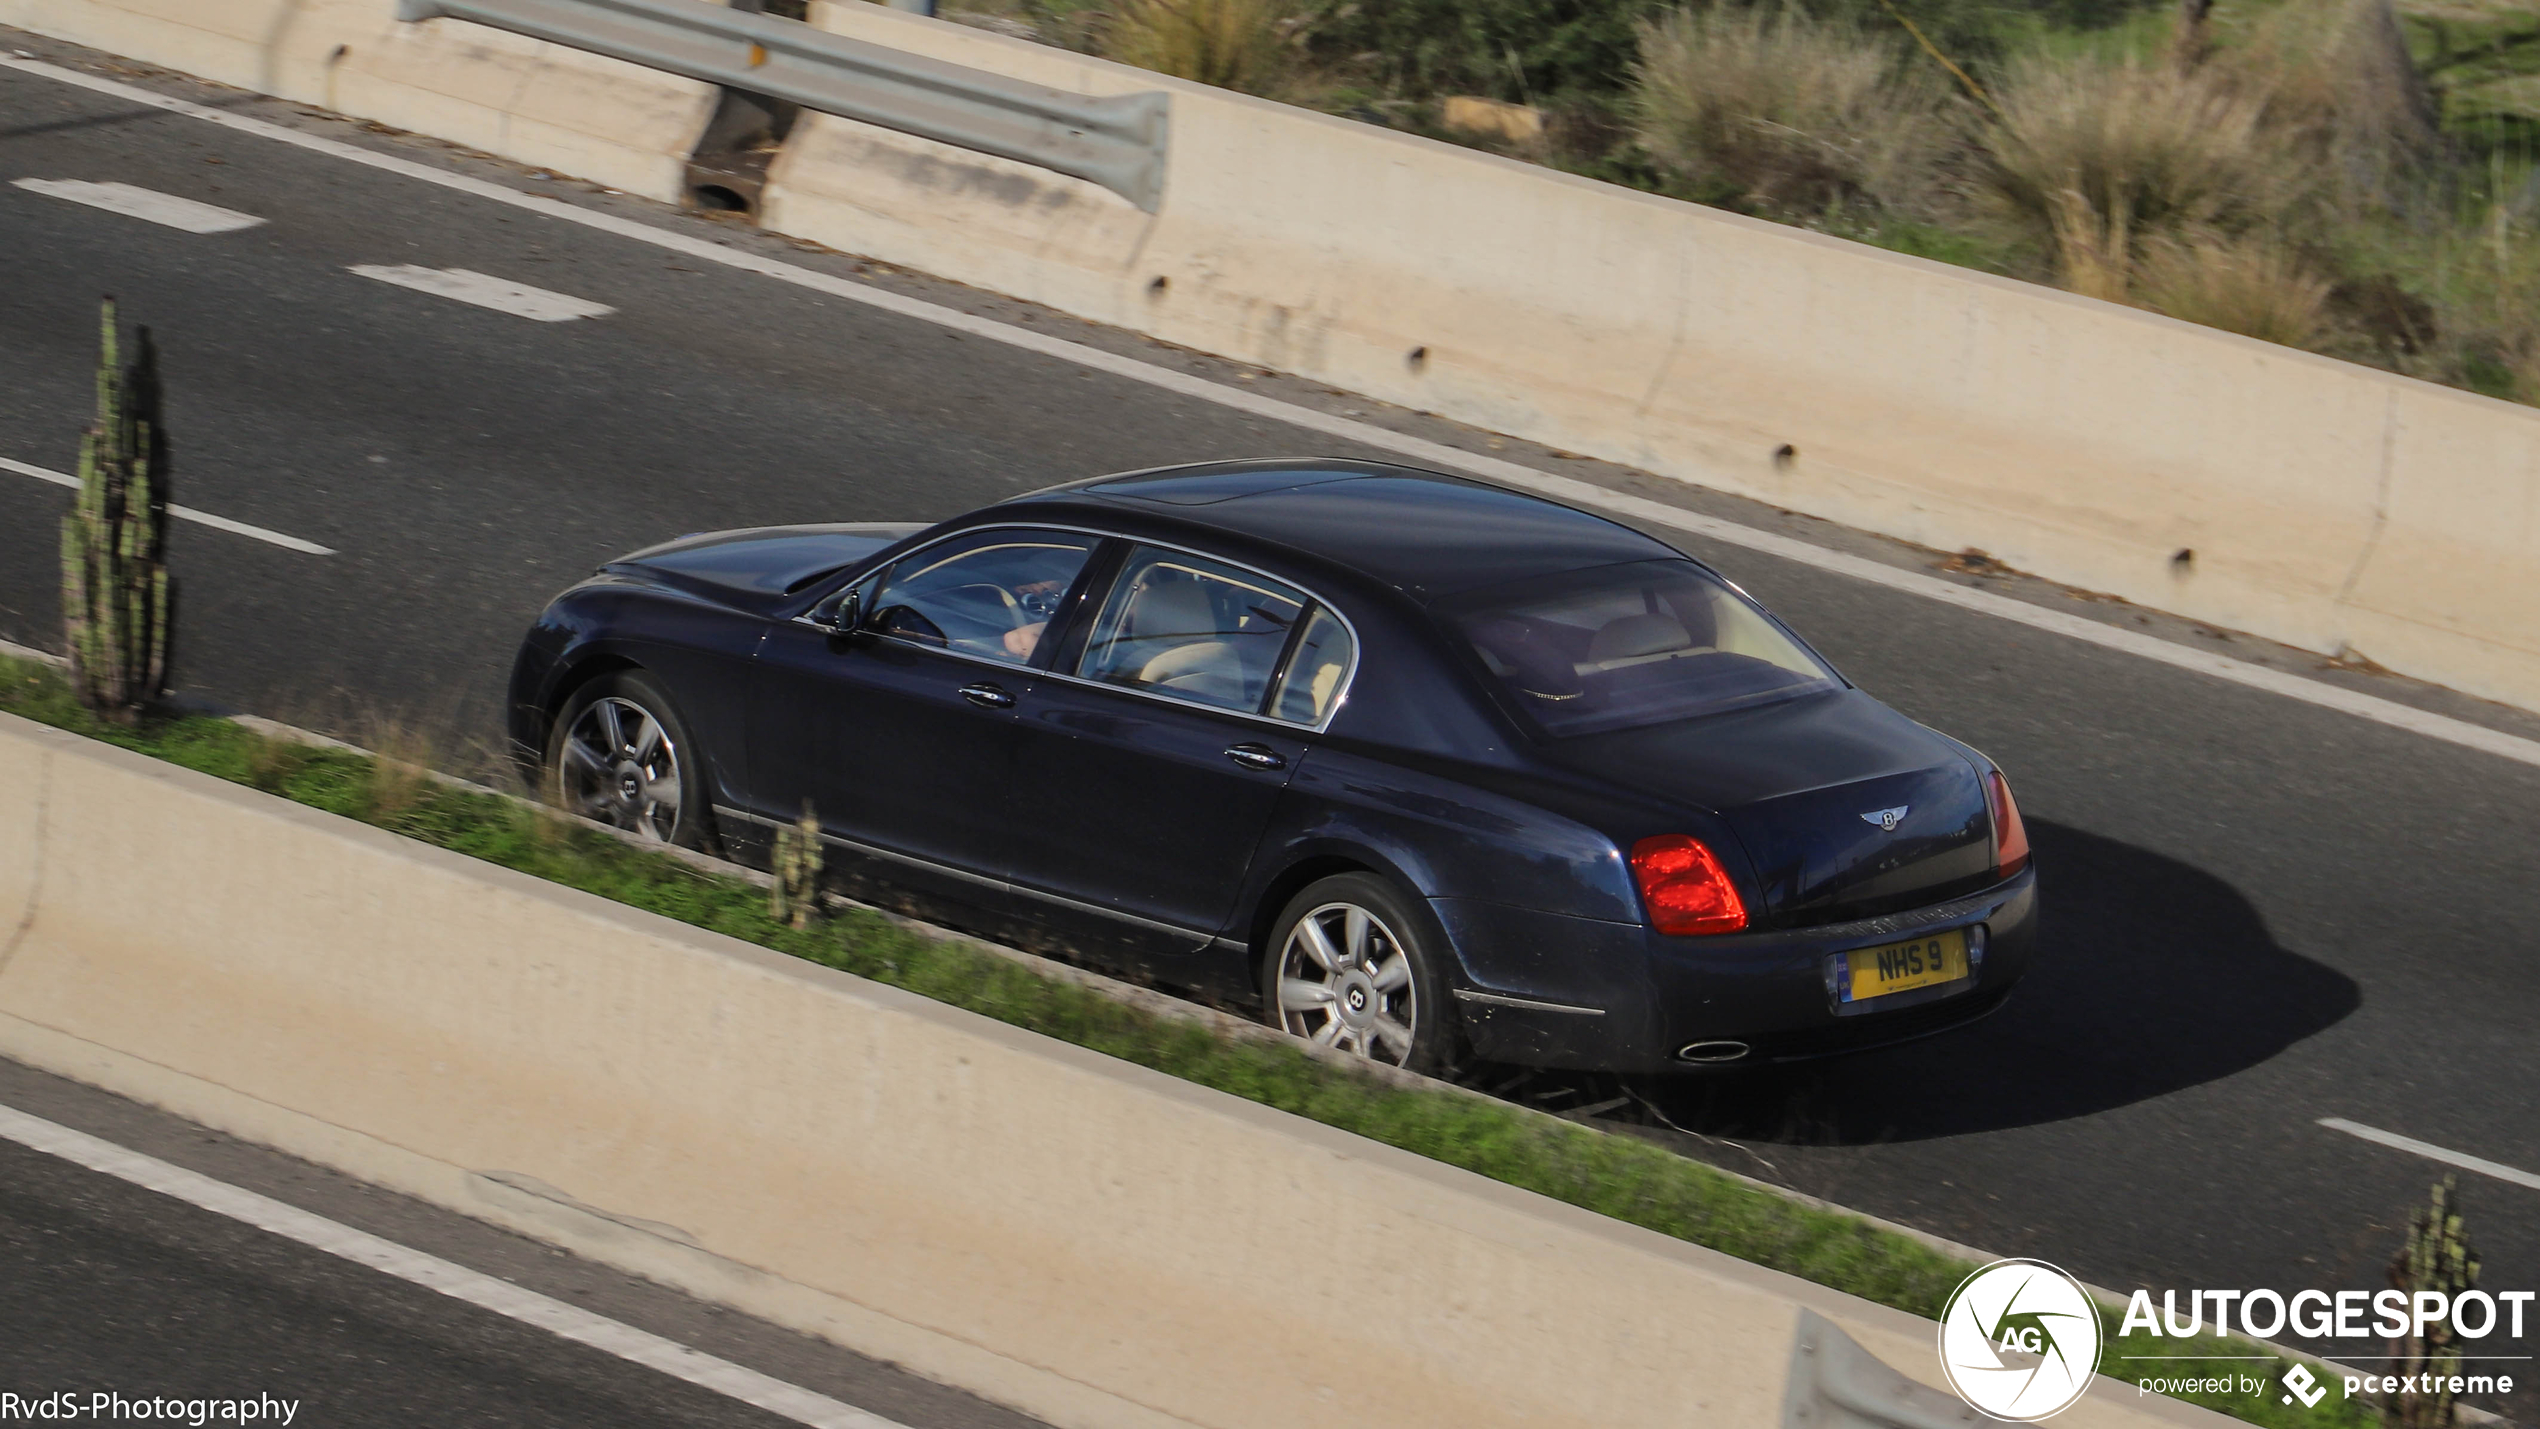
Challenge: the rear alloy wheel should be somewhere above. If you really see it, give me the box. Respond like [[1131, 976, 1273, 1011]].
[[548, 671, 705, 847], [1263, 874, 1456, 1073]]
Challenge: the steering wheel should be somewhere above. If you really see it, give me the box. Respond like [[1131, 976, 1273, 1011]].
[[942, 582, 1026, 630]]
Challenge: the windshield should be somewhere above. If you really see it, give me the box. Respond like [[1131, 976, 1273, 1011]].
[[1450, 560, 1840, 736]]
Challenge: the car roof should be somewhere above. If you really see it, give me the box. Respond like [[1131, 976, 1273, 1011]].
[[1004, 460, 1683, 600]]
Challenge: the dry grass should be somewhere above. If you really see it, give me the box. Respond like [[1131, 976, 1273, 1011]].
[[1975, 54, 2306, 298], [2329, 184, 2540, 398], [2138, 234, 2335, 345], [2221, 0, 2448, 215], [242, 732, 312, 795], [1630, 3, 1955, 216], [1101, 0, 1308, 95], [323, 703, 502, 822], [356, 721, 442, 820]]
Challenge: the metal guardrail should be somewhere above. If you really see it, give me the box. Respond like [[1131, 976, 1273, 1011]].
[[394, 0, 1170, 210], [1784, 1311, 1986, 1429]]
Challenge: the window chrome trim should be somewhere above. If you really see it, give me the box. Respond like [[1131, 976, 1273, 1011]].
[[837, 521, 1364, 734], [716, 805, 1215, 940], [1452, 988, 1607, 1017]]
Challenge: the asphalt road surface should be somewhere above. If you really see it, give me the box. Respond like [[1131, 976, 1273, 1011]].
[[0, 1057, 1049, 1429], [3, 30, 2537, 1420]]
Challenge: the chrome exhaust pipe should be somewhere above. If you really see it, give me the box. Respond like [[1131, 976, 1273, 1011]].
[[1676, 1039, 1750, 1064]]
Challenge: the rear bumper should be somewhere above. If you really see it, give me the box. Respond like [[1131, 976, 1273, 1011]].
[[1434, 867, 2038, 1073]]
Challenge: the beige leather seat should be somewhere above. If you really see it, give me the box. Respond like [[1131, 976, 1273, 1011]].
[[1142, 640, 1248, 704], [1114, 577, 1248, 704]]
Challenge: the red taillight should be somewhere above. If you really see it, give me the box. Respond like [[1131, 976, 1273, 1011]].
[[1988, 770, 2030, 878], [1629, 834, 1748, 936]]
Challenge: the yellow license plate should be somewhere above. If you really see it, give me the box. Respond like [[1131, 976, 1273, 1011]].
[[1838, 929, 1970, 1004]]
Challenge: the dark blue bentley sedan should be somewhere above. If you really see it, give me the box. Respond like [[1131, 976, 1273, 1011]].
[[508, 459, 2036, 1075]]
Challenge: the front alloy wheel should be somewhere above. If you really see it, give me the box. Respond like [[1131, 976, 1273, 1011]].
[[1274, 899, 1421, 1064], [555, 691, 685, 842]]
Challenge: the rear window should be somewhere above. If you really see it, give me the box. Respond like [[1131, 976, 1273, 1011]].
[[1450, 560, 1839, 736]]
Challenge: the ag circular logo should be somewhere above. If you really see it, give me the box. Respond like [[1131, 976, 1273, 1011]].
[[1938, 1258, 2104, 1421]]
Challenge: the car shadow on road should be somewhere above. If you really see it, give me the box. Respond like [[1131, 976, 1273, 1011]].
[[1624, 818, 2360, 1144]]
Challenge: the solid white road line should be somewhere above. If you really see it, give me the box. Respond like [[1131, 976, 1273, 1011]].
[[4, 56, 2538, 771], [11, 177, 265, 232], [0, 456, 337, 555], [2318, 1118, 2540, 1194], [0, 1101, 913, 1429], [349, 264, 615, 322]]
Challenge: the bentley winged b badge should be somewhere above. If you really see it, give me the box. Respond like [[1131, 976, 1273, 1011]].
[[1861, 806, 1909, 831]]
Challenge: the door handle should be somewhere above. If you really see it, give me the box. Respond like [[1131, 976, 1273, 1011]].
[[1223, 743, 1286, 772], [960, 682, 1016, 709]]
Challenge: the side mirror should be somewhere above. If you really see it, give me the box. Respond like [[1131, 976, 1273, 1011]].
[[806, 587, 861, 634]]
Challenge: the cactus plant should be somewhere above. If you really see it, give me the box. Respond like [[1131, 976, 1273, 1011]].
[[770, 801, 822, 930], [60, 297, 174, 723], [2386, 1175, 2480, 1429]]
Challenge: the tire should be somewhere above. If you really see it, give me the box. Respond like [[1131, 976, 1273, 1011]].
[[545, 669, 713, 850], [1260, 873, 1460, 1074]]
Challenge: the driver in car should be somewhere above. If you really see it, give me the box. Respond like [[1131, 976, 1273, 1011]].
[[1000, 577, 1070, 660]]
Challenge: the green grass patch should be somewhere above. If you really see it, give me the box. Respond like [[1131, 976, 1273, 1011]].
[[1816, 211, 2028, 274], [0, 653, 2375, 1427]]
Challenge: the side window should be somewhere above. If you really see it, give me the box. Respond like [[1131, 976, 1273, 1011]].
[[865, 529, 1098, 666], [1270, 606, 1355, 724], [1074, 547, 1305, 713]]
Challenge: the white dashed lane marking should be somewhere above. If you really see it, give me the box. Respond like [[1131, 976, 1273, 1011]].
[[350, 264, 615, 322], [0, 457, 337, 555], [2319, 1118, 2540, 1194], [0, 1101, 911, 1429], [12, 177, 265, 232]]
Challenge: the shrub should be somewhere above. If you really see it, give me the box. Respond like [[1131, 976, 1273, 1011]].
[[1309, 0, 2022, 111], [2328, 189, 2540, 401], [2221, 0, 2446, 218], [1631, 3, 1954, 214], [2137, 234, 2333, 347], [1308, 0, 1663, 107], [1974, 53, 2305, 297], [1101, 0, 1309, 93]]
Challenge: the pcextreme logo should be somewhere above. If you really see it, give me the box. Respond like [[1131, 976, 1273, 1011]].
[[2282, 1364, 2329, 1408], [1938, 1259, 2105, 1421]]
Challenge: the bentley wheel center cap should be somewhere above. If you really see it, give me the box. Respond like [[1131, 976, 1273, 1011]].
[[1336, 971, 1377, 1024]]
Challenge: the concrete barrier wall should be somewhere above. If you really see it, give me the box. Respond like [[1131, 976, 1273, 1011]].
[[761, 1, 2540, 714], [0, 0, 719, 200], [0, 715, 2233, 1429]]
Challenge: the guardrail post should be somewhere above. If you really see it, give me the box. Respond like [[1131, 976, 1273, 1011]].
[[677, 0, 799, 217], [395, 0, 1166, 209], [1783, 1310, 1983, 1429]]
